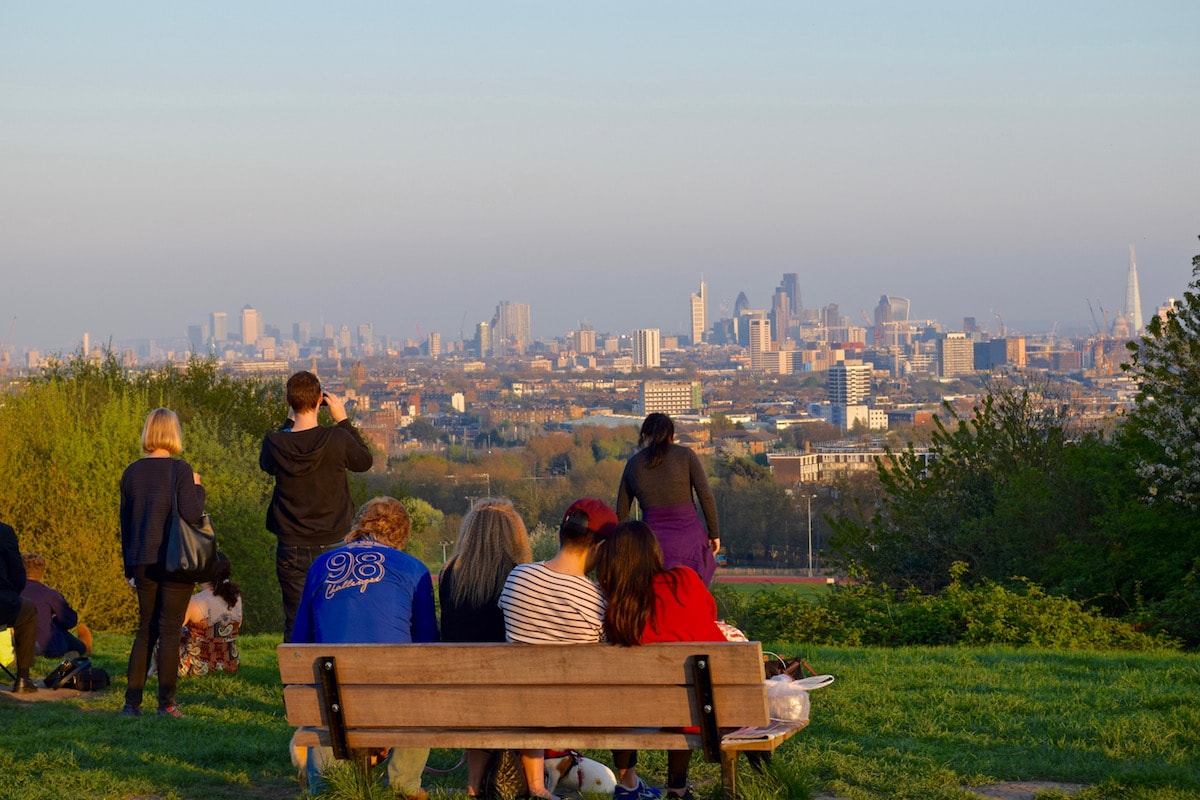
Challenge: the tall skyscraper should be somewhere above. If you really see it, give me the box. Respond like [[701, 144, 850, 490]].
[[1126, 245, 1144, 334], [633, 328, 661, 369], [491, 301, 532, 356], [210, 311, 228, 343], [689, 281, 707, 346], [293, 321, 310, 345], [475, 321, 491, 358], [428, 331, 441, 359], [781, 273, 801, 316], [771, 287, 790, 347], [240, 305, 259, 346]]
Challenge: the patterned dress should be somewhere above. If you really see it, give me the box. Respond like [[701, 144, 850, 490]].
[[178, 587, 242, 675]]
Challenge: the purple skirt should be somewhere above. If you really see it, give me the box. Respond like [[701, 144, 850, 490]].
[[644, 503, 717, 585]]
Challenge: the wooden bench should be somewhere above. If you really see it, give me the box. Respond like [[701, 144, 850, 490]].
[[278, 641, 807, 799]]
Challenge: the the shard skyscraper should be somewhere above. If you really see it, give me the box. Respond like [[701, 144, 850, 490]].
[[1126, 245, 1144, 334]]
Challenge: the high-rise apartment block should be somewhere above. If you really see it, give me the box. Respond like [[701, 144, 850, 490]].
[[428, 332, 441, 359], [828, 359, 872, 404], [690, 281, 707, 345], [635, 380, 702, 416], [475, 321, 491, 358], [491, 301, 532, 356], [633, 328, 661, 369], [748, 317, 772, 372], [577, 325, 596, 354], [771, 287, 790, 347], [938, 332, 974, 377]]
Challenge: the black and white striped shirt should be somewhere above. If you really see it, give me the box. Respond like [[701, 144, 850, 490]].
[[498, 562, 606, 644]]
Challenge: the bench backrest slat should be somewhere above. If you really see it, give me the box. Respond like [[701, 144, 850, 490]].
[[278, 641, 770, 732]]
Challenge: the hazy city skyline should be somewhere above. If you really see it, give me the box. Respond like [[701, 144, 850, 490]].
[[3, 3, 1198, 354]]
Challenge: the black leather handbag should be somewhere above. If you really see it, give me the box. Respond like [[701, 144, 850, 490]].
[[165, 460, 217, 581]]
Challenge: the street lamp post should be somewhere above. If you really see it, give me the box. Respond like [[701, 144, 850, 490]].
[[806, 494, 817, 578]]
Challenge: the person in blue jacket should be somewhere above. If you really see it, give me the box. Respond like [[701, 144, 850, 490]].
[[292, 495, 437, 800]]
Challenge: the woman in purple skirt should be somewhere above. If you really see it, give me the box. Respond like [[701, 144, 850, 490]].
[[615, 413, 720, 584]]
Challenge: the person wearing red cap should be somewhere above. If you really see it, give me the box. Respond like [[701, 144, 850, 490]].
[[499, 498, 661, 800]]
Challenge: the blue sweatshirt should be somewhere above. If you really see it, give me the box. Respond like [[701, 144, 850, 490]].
[[291, 538, 438, 645]]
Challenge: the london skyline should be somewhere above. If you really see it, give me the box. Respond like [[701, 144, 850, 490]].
[[3, 3, 1197, 353]]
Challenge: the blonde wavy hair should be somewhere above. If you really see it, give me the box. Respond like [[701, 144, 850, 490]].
[[441, 497, 532, 608], [344, 496, 412, 550]]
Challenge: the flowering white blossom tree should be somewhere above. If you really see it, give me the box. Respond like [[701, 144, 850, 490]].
[[1123, 238, 1200, 507]]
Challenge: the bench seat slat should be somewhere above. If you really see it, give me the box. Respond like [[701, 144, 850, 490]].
[[290, 722, 805, 753], [277, 642, 766, 686], [283, 684, 770, 729]]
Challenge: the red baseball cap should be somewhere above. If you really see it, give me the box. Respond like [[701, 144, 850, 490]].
[[560, 498, 618, 541]]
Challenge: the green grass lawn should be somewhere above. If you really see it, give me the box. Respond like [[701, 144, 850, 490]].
[[2, 634, 1197, 800]]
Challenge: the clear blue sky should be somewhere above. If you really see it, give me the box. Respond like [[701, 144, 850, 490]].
[[3, 2, 1197, 352]]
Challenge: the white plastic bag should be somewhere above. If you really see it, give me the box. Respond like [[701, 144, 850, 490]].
[[765, 674, 810, 722]]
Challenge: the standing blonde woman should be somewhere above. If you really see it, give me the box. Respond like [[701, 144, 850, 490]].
[[119, 408, 206, 718], [438, 498, 538, 797]]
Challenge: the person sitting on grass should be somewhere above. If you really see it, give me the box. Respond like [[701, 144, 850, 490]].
[[20, 553, 93, 659], [179, 552, 242, 675]]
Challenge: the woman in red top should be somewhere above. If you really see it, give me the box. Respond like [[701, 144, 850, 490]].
[[597, 521, 724, 800]]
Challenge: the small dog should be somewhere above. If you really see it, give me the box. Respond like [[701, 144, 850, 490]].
[[544, 750, 618, 795]]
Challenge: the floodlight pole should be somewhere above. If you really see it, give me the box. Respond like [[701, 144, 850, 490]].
[[806, 494, 817, 578]]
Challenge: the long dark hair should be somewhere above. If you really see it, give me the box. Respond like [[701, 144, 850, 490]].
[[597, 521, 680, 646], [210, 552, 241, 609], [639, 413, 675, 469]]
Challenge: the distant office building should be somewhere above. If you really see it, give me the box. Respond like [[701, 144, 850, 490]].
[[938, 332, 975, 377], [240, 305, 260, 347], [428, 332, 441, 359], [491, 300, 532, 356], [636, 380, 702, 416], [339, 324, 352, 353], [781, 273, 801, 316], [633, 328, 661, 369], [828, 360, 872, 405], [822, 304, 840, 340], [293, 321, 311, 345], [187, 325, 205, 353], [210, 311, 228, 343], [771, 287, 790, 347], [690, 281, 707, 345], [358, 323, 373, 349], [963, 317, 978, 334], [733, 291, 750, 318], [748, 317, 772, 372], [977, 337, 1027, 369]]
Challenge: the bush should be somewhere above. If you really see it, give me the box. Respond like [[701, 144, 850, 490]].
[[729, 564, 1179, 651]]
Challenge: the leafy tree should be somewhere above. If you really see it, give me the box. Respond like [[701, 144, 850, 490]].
[[1122, 238, 1200, 507], [828, 379, 1093, 592]]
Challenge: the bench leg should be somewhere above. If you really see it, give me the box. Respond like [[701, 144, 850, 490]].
[[720, 749, 739, 800]]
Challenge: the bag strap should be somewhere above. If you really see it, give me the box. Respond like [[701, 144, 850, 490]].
[[170, 458, 180, 518]]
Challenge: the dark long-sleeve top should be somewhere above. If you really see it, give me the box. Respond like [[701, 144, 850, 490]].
[[615, 444, 720, 536], [438, 560, 511, 643], [119, 457, 207, 576], [259, 419, 373, 546], [0, 522, 26, 625], [21, 579, 79, 655]]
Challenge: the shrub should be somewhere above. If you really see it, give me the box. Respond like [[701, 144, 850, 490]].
[[732, 564, 1178, 651]]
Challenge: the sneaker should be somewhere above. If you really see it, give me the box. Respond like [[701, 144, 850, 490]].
[[157, 703, 183, 718], [121, 703, 141, 717], [12, 678, 38, 694], [614, 779, 662, 800]]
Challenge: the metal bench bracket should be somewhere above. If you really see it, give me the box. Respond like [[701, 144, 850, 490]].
[[691, 653, 721, 763], [317, 655, 350, 760]]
